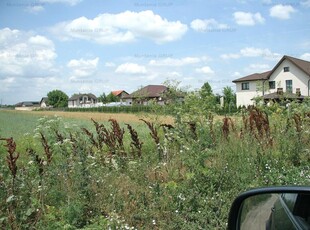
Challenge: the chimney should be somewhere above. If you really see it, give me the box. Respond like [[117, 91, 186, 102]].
[[277, 88, 283, 95]]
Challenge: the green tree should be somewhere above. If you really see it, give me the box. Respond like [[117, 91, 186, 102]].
[[106, 92, 119, 103], [222, 86, 236, 108], [98, 93, 107, 103], [47, 90, 68, 108], [162, 79, 187, 104], [199, 82, 216, 111], [200, 82, 213, 99]]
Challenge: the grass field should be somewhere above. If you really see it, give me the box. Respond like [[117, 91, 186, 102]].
[[1, 106, 309, 229], [0, 109, 173, 140]]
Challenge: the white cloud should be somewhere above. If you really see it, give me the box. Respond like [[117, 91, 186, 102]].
[[244, 63, 270, 73], [220, 53, 240, 60], [67, 57, 99, 78], [269, 4, 296, 20], [190, 18, 229, 32], [51, 10, 188, 44], [149, 57, 202, 66], [301, 0, 310, 7], [240, 47, 271, 57], [221, 47, 280, 60], [233, 11, 265, 26], [115, 63, 147, 74], [300, 53, 310, 61], [0, 28, 57, 77], [195, 66, 214, 74], [233, 72, 242, 77], [25, 5, 44, 13], [105, 62, 116, 67]]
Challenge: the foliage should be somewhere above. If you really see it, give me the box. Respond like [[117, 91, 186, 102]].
[[222, 86, 236, 109], [106, 92, 120, 103], [0, 103, 310, 229], [97, 92, 107, 103], [47, 90, 68, 108]]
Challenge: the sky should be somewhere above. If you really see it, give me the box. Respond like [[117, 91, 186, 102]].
[[0, 0, 310, 105]]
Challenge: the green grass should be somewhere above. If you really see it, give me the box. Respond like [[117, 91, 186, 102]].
[[0, 110, 42, 140], [0, 106, 309, 229]]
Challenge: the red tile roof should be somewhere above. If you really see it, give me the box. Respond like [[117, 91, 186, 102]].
[[112, 90, 127, 96]]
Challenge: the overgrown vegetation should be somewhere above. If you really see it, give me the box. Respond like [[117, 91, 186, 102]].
[[0, 101, 309, 229]]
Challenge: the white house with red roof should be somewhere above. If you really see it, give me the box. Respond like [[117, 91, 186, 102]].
[[233, 55, 310, 107], [111, 90, 129, 102]]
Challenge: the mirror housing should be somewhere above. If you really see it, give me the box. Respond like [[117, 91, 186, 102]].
[[228, 186, 310, 230]]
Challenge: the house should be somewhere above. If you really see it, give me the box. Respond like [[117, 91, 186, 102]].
[[123, 85, 168, 105], [40, 97, 50, 108], [15, 101, 40, 111], [111, 90, 129, 102], [68, 93, 98, 108], [233, 55, 310, 107]]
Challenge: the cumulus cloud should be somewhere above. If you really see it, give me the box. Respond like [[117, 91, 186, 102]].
[[233, 12, 264, 26], [67, 57, 99, 78], [149, 57, 204, 66], [221, 47, 280, 60], [0, 28, 57, 77], [51, 10, 188, 44], [300, 53, 310, 61], [25, 5, 45, 13], [115, 63, 147, 74], [190, 18, 229, 32], [244, 63, 270, 73], [220, 53, 240, 60], [269, 4, 296, 19], [195, 66, 214, 74], [233, 11, 265, 26]]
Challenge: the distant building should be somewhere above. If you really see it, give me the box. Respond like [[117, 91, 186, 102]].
[[111, 90, 129, 102], [123, 85, 168, 105], [68, 93, 98, 108], [233, 55, 310, 107], [40, 97, 50, 108], [15, 101, 40, 111]]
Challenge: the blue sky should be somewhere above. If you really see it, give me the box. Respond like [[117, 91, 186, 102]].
[[0, 0, 310, 104]]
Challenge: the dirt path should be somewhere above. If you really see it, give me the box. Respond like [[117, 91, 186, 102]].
[[241, 194, 278, 230]]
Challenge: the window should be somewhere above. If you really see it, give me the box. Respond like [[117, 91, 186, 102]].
[[284, 67, 290, 72], [282, 193, 297, 212], [269, 81, 275, 89], [241, 82, 249, 90], [286, 80, 292, 93]]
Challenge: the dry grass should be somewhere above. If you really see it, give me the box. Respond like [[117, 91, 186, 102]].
[[4, 110, 174, 124]]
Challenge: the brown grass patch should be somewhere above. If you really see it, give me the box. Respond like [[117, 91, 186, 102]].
[[6, 110, 174, 124]]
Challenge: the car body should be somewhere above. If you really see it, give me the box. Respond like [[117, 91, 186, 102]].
[[228, 186, 310, 230], [266, 193, 310, 230]]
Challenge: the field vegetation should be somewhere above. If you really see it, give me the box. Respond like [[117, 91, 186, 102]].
[[0, 99, 310, 229]]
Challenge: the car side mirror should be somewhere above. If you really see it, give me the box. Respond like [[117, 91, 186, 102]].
[[227, 186, 310, 230]]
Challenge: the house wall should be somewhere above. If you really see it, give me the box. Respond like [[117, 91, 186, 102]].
[[235, 81, 263, 107], [68, 97, 99, 108], [15, 107, 37, 111], [68, 100, 77, 108], [235, 59, 310, 107], [267, 59, 309, 95]]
